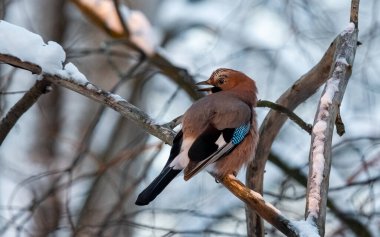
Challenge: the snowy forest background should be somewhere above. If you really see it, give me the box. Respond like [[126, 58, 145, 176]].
[[0, 0, 379, 236]]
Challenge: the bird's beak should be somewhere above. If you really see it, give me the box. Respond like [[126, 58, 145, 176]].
[[196, 80, 210, 86], [196, 80, 214, 92]]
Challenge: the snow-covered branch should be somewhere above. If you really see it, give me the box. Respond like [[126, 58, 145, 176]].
[[306, 17, 359, 237], [246, 30, 337, 237], [0, 20, 175, 145]]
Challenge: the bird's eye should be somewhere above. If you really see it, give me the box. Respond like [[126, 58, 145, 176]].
[[218, 78, 225, 85]]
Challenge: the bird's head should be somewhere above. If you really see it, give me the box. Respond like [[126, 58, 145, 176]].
[[196, 68, 255, 93]]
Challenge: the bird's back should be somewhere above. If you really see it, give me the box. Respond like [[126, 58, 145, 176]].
[[182, 91, 252, 138]]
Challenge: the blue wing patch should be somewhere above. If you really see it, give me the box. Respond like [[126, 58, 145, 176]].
[[231, 123, 250, 145]]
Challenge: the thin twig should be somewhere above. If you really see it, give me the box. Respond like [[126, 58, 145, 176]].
[[335, 109, 345, 136], [0, 79, 51, 145], [257, 100, 312, 134], [0, 54, 41, 74]]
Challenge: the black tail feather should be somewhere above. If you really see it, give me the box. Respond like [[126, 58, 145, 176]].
[[135, 167, 181, 206]]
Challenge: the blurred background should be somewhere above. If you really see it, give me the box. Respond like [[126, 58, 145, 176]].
[[0, 0, 379, 236]]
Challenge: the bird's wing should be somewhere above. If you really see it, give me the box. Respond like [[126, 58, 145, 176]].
[[183, 99, 252, 181], [184, 122, 251, 181], [135, 130, 183, 206], [210, 98, 252, 129]]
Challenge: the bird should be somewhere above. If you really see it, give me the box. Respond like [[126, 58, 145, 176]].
[[135, 68, 258, 206]]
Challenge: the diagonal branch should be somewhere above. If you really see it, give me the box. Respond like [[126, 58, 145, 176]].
[[219, 174, 299, 237], [257, 100, 312, 134], [0, 54, 176, 145], [246, 35, 337, 237], [0, 79, 51, 145], [306, 1, 360, 235]]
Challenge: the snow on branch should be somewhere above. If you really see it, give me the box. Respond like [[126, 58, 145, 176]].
[[246, 30, 337, 237], [0, 20, 64, 74], [306, 20, 359, 236], [0, 20, 175, 145]]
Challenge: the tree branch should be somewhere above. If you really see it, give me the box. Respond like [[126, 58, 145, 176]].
[[219, 174, 299, 237], [0, 79, 51, 145], [0, 54, 41, 74], [246, 35, 337, 237], [257, 100, 312, 135], [305, 1, 359, 234], [0, 54, 176, 145], [335, 109, 345, 136]]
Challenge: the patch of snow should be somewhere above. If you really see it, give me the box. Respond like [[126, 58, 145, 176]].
[[249, 190, 281, 214], [249, 190, 264, 201], [109, 94, 126, 102], [266, 201, 282, 214], [312, 121, 327, 135], [336, 57, 348, 65], [86, 83, 97, 90], [308, 73, 341, 218], [291, 220, 320, 237], [320, 78, 339, 105], [0, 20, 65, 74], [340, 22, 355, 36], [56, 62, 88, 85]]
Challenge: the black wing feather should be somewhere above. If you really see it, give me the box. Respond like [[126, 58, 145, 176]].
[[188, 125, 221, 162]]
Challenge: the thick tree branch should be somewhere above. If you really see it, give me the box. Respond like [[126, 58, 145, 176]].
[[246, 36, 337, 237], [306, 3, 359, 235], [219, 174, 299, 237]]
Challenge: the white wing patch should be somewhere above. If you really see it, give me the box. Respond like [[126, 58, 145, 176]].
[[215, 134, 227, 148], [169, 138, 194, 170]]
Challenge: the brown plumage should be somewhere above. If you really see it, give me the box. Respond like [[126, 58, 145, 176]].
[[135, 68, 258, 206]]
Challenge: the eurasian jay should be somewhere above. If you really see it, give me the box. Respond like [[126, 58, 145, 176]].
[[135, 68, 258, 206]]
